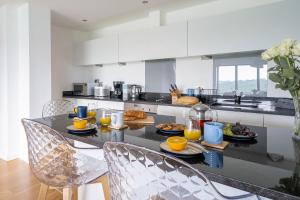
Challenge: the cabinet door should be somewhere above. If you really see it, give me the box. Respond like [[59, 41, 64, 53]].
[[157, 105, 189, 119], [188, 1, 300, 56], [217, 110, 263, 126], [119, 22, 187, 62], [263, 114, 294, 128], [97, 101, 124, 110], [74, 35, 118, 65]]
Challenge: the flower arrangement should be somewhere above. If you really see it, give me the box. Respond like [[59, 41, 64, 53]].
[[262, 39, 300, 136]]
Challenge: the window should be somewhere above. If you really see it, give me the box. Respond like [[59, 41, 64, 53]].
[[214, 53, 267, 96]]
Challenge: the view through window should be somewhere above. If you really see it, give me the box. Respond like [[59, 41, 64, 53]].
[[215, 55, 267, 96]]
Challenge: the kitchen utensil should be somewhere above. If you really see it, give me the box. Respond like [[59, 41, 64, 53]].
[[204, 122, 224, 145], [94, 85, 110, 97], [129, 84, 142, 100], [112, 81, 124, 99], [77, 106, 88, 118], [111, 111, 124, 128], [73, 83, 95, 96], [189, 103, 218, 129], [160, 141, 203, 157], [124, 116, 154, 124]]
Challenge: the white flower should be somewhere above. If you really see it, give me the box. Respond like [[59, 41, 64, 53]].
[[292, 43, 300, 56], [278, 44, 291, 56], [261, 51, 272, 61], [281, 38, 297, 48], [268, 46, 280, 58]]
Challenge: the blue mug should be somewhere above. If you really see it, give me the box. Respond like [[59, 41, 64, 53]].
[[77, 106, 88, 118], [204, 122, 224, 144]]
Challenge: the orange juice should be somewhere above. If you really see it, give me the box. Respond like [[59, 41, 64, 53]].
[[184, 129, 201, 140], [100, 117, 111, 126], [87, 110, 97, 118]]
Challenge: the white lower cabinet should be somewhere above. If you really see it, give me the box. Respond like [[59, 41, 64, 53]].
[[217, 110, 264, 127], [263, 114, 294, 128], [64, 98, 124, 110], [157, 105, 190, 118]]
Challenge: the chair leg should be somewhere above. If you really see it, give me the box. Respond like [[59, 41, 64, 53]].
[[63, 188, 73, 200], [38, 183, 49, 200], [72, 187, 78, 200]]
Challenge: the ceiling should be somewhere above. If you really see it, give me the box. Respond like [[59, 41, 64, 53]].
[[36, 0, 213, 31]]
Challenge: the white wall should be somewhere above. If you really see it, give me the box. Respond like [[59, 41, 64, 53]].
[[0, 1, 52, 161], [0, 5, 8, 159], [51, 25, 91, 99]]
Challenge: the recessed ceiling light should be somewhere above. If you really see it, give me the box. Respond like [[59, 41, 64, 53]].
[[142, 0, 148, 4], [81, 19, 88, 22]]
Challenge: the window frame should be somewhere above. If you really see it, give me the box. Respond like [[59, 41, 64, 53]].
[[213, 53, 267, 95]]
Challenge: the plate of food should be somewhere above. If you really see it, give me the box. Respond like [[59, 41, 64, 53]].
[[223, 123, 257, 141], [160, 137, 203, 158], [156, 123, 185, 135]]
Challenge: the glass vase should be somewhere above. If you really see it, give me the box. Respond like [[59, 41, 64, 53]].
[[293, 96, 300, 136]]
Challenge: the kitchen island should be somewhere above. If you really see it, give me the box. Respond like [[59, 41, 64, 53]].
[[33, 112, 300, 200]]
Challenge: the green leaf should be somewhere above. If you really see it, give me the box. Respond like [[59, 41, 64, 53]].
[[269, 73, 282, 83], [282, 68, 294, 78], [278, 57, 289, 67]]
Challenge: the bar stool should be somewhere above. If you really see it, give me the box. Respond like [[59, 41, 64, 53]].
[[22, 119, 108, 200], [42, 99, 73, 118], [103, 142, 259, 200]]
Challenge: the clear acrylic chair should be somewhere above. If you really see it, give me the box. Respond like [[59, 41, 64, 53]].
[[42, 99, 73, 118], [103, 142, 260, 200], [22, 119, 108, 200]]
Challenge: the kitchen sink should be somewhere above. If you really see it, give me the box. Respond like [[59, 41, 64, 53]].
[[223, 99, 262, 104], [212, 102, 258, 108]]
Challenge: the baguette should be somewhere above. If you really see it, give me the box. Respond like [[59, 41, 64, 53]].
[[176, 96, 199, 105], [124, 110, 147, 120]]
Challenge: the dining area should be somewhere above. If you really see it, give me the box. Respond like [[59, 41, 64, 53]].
[[20, 99, 300, 200]]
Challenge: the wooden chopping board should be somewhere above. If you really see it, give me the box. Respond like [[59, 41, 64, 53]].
[[124, 116, 155, 124]]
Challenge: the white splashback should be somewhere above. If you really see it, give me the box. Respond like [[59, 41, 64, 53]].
[[91, 62, 146, 90]]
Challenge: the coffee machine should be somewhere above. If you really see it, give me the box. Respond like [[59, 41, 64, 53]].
[[112, 81, 124, 99]]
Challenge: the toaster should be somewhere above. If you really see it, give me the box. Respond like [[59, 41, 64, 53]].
[[94, 86, 110, 97]]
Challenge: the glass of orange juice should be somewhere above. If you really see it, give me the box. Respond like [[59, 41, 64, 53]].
[[184, 118, 201, 141], [100, 109, 111, 126]]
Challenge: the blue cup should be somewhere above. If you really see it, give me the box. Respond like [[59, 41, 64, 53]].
[[204, 122, 224, 144], [77, 106, 87, 118]]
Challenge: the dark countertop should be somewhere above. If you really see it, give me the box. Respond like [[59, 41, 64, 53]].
[[63, 95, 295, 116], [34, 112, 300, 200]]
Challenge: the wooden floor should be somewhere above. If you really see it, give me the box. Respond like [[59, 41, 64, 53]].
[[0, 159, 110, 200]]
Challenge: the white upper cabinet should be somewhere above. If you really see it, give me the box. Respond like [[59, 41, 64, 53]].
[[188, 1, 300, 56], [74, 35, 118, 65], [119, 22, 188, 62]]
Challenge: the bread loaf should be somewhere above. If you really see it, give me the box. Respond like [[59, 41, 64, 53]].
[[124, 110, 147, 120], [176, 96, 199, 105]]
